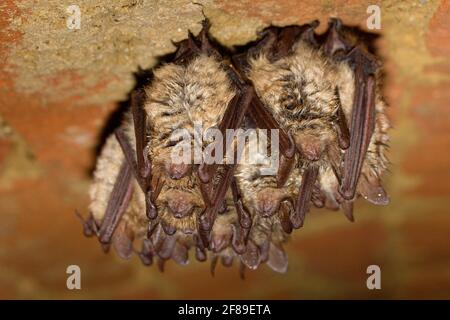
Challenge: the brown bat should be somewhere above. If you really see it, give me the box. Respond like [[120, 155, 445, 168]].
[[80, 18, 390, 275], [82, 20, 279, 271], [323, 19, 390, 208], [234, 19, 390, 227], [83, 21, 232, 259]]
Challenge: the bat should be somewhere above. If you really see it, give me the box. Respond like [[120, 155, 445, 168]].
[[237, 19, 390, 227], [80, 17, 390, 275], [82, 20, 279, 271]]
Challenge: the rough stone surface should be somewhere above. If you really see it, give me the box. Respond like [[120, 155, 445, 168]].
[[0, 0, 449, 299]]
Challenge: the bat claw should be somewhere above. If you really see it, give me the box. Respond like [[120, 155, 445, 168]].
[[75, 210, 99, 238], [329, 17, 343, 29]]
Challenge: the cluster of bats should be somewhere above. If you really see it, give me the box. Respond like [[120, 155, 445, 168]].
[[78, 18, 390, 277]]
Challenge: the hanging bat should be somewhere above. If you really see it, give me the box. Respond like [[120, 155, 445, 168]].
[[81, 20, 262, 270], [80, 17, 391, 275], [235, 19, 390, 227]]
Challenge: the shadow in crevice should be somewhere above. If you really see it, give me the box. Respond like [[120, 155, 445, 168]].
[[87, 67, 154, 176]]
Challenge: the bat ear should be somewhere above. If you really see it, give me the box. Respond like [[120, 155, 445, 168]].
[[211, 230, 232, 253], [267, 243, 288, 273], [324, 193, 340, 211], [299, 20, 320, 47], [324, 18, 350, 56], [171, 241, 189, 266], [157, 234, 177, 261], [221, 255, 233, 267], [139, 239, 154, 266], [311, 188, 325, 208], [112, 220, 134, 260], [240, 240, 261, 270]]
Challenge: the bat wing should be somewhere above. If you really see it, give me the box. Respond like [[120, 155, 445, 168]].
[[324, 18, 381, 202]]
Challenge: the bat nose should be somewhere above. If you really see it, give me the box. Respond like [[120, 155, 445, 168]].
[[168, 198, 193, 218], [166, 163, 190, 179]]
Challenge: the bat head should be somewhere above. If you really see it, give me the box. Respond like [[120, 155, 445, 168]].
[[210, 212, 235, 253], [156, 176, 205, 234], [152, 144, 193, 180], [158, 186, 204, 217], [291, 122, 337, 163], [254, 187, 290, 217], [277, 63, 340, 165]]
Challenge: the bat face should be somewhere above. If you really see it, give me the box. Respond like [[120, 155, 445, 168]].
[[155, 175, 204, 234]]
